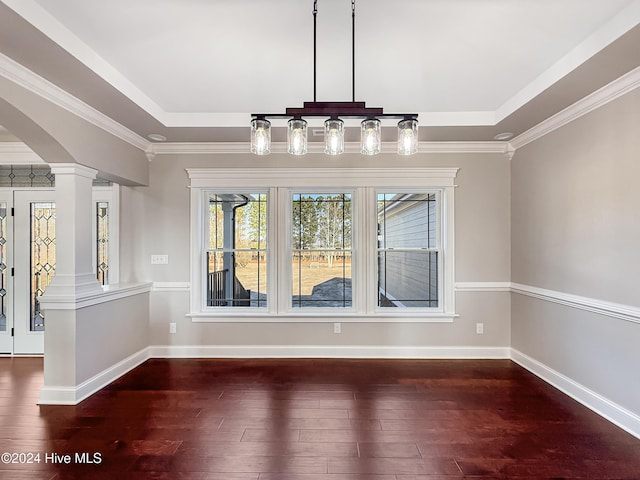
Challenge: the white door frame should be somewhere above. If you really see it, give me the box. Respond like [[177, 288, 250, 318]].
[[0, 185, 119, 355]]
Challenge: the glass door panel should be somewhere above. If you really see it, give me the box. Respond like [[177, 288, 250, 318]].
[[0, 196, 11, 353], [14, 190, 55, 354], [30, 202, 55, 331]]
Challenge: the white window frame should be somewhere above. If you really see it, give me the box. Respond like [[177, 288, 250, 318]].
[[374, 189, 443, 311], [187, 167, 457, 322], [200, 188, 272, 313], [285, 187, 357, 314]]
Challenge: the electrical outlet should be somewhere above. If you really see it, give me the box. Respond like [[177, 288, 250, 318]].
[[151, 255, 169, 265], [333, 322, 341, 334], [476, 323, 484, 334], [169, 322, 177, 334]]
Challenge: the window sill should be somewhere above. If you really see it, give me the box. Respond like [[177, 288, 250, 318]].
[[187, 312, 458, 323]]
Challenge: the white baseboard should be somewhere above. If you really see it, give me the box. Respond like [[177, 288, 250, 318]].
[[38, 347, 150, 405], [511, 348, 640, 440], [148, 344, 511, 359]]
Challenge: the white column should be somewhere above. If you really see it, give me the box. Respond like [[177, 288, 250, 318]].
[[42, 163, 103, 299]]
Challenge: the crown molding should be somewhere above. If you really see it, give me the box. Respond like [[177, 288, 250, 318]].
[[151, 140, 513, 157], [511, 65, 640, 151], [0, 52, 150, 152], [0, 141, 45, 164]]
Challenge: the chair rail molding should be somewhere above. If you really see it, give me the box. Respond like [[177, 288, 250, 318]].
[[455, 282, 512, 292], [511, 282, 640, 325]]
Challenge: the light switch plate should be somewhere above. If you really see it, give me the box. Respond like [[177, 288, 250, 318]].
[[151, 254, 169, 264]]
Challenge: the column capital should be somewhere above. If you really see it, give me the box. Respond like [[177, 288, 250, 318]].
[[49, 163, 98, 180]]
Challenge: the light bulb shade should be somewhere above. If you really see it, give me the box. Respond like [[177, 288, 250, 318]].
[[397, 118, 419, 155], [360, 118, 381, 155], [250, 118, 271, 155], [288, 118, 308, 155], [324, 118, 345, 155]]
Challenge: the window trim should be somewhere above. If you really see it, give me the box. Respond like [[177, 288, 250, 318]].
[[204, 191, 269, 310], [187, 167, 458, 322], [374, 189, 444, 312], [286, 188, 356, 314]]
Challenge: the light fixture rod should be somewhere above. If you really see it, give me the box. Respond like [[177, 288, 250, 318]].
[[313, 0, 318, 102], [352, 0, 356, 102], [251, 0, 420, 157], [312, 0, 356, 102]]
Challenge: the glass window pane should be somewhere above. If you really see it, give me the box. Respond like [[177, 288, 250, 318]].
[[31, 202, 56, 331], [96, 202, 109, 285], [206, 193, 267, 308], [378, 251, 438, 308], [292, 193, 352, 308], [292, 251, 352, 307], [377, 192, 439, 309], [377, 193, 436, 249]]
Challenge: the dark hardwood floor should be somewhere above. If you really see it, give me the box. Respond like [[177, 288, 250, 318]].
[[1, 357, 639, 479]]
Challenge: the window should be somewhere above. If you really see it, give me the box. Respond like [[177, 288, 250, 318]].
[[188, 167, 457, 320], [92, 185, 119, 285], [205, 193, 267, 308], [377, 193, 439, 308], [96, 202, 109, 285], [292, 193, 352, 308]]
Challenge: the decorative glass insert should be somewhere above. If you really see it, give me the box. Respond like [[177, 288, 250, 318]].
[[206, 193, 267, 307], [0, 203, 6, 332], [292, 193, 352, 308], [31, 202, 56, 331], [0, 165, 55, 187], [377, 193, 438, 308], [96, 202, 109, 285], [0, 165, 112, 187]]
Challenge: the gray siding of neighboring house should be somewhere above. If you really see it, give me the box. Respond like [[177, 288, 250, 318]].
[[378, 195, 438, 307]]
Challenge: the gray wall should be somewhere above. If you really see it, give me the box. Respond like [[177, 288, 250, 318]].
[[42, 293, 149, 391], [511, 87, 640, 415], [123, 152, 511, 350], [75, 294, 150, 384]]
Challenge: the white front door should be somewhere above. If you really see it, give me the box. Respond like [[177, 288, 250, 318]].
[[13, 190, 56, 355]]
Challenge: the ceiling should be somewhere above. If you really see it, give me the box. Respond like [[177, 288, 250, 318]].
[[1, 0, 640, 145]]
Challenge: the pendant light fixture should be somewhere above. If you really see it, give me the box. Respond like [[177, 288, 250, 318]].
[[361, 118, 381, 155], [397, 118, 419, 156], [324, 118, 345, 155], [287, 118, 308, 155], [250, 118, 271, 155], [250, 0, 418, 156]]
